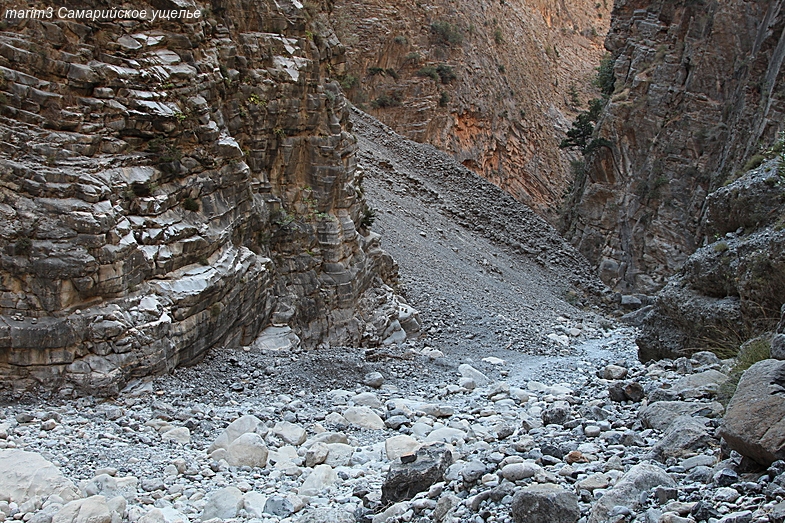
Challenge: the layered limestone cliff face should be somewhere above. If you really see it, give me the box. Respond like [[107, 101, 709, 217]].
[[0, 0, 396, 395], [563, 0, 785, 293], [324, 0, 610, 221]]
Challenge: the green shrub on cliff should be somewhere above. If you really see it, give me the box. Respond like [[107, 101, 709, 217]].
[[371, 93, 402, 108], [339, 74, 358, 91], [436, 64, 456, 83], [417, 64, 456, 84], [360, 206, 377, 228], [417, 67, 438, 81], [594, 53, 616, 96], [559, 98, 607, 155], [431, 21, 463, 46]]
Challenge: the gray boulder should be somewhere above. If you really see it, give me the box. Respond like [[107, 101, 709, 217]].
[[692, 351, 722, 367], [588, 464, 675, 523], [381, 444, 452, 503], [669, 369, 729, 398], [720, 359, 785, 465], [608, 381, 644, 402], [541, 401, 571, 426], [363, 372, 385, 388], [639, 401, 724, 432], [200, 487, 243, 521], [602, 364, 628, 380], [651, 416, 711, 461], [636, 280, 744, 362], [298, 464, 338, 497], [264, 497, 294, 518], [510, 483, 579, 523]]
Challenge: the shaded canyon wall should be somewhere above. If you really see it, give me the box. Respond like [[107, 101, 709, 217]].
[[563, 0, 785, 293]]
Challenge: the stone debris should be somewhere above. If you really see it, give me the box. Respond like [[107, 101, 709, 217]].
[[0, 7, 780, 523], [510, 483, 580, 523], [3, 339, 785, 523], [381, 444, 452, 503]]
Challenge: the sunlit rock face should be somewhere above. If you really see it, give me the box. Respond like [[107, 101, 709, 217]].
[[326, 0, 610, 222], [0, 0, 395, 395]]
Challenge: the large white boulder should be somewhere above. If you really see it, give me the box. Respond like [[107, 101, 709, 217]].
[[343, 407, 385, 430], [52, 495, 124, 523], [208, 415, 265, 452], [225, 433, 269, 468], [298, 465, 337, 497], [200, 487, 243, 521], [0, 450, 81, 505]]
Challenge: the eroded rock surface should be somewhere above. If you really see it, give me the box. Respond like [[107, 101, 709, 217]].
[[564, 1, 785, 293], [636, 160, 785, 360], [0, 0, 399, 394], [720, 359, 785, 466]]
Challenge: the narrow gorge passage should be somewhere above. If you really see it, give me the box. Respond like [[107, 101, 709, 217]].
[[3, 0, 785, 521]]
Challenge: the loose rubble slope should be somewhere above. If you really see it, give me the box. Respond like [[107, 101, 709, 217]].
[[326, 0, 611, 220]]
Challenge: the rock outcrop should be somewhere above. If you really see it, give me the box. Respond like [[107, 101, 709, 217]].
[[564, 0, 785, 293], [0, 0, 395, 395], [636, 159, 785, 360], [323, 0, 610, 221]]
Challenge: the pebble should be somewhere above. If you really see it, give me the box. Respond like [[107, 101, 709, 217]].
[[363, 372, 385, 389]]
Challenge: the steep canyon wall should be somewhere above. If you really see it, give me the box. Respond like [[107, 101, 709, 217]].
[[324, 0, 610, 221], [0, 0, 394, 394], [564, 0, 785, 293]]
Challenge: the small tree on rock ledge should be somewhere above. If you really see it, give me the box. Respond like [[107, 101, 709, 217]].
[[559, 98, 609, 155]]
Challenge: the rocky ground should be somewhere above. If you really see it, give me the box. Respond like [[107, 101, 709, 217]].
[[2, 113, 785, 523]]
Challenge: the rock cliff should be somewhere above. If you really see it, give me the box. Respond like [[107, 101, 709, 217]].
[[323, 0, 610, 220], [636, 158, 785, 361], [0, 0, 395, 395], [563, 0, 785, 293]]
